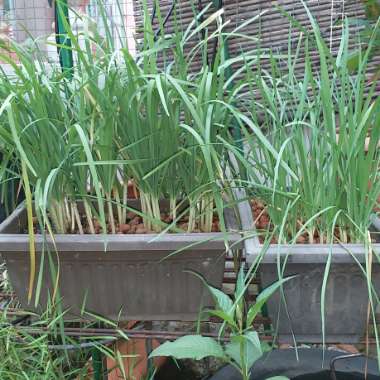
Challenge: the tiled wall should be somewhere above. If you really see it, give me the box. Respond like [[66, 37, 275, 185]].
[[0, 0, 136, 62]]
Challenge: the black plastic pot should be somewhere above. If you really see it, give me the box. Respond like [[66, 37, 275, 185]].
[[154, 359, 201, 380], [208, 348, 380, 380]]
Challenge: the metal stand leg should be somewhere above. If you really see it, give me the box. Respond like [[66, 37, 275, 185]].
[[92, 346, 107, 380]]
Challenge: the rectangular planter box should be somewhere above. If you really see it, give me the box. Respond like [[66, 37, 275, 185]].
[[0, 201, 242, 321], [241, 202, 380, 343]]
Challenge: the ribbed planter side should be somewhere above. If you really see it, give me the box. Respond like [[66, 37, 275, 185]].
[[253, 245, 380, 343], [240, 201, 380, 343], [0, 202, 242, 321]]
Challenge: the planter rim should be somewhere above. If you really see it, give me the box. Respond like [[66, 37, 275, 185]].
[[0, 204, 242, 252], [244, 242, 380, 263], [0, 233, 242, 252]]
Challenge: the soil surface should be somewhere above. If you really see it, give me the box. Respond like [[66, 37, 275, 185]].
[[251, 199, 357, 244], [90, 211, 220, 234], [30, 211, 220, 234]]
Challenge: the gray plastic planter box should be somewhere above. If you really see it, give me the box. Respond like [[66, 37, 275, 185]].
[[242, 204, 380, 343], [0, 202, 242, 321]]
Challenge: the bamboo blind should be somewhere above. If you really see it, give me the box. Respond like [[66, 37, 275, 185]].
[[133, 0, 379, 90]]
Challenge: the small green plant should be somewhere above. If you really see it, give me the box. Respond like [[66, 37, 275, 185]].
[[0, 314, 89, 379], [150, 267, 293, 380], [0, 306, 139, 380]]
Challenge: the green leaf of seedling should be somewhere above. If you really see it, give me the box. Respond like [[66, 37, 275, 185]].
[[225, 340, 243, 367], [149, 335, 225, 360], [244, 331, 262, 350], [206, 310, 238, 329], [247, 276, 296, 327], [208, 286, 234, 316], [186, 270, 234, 315], [225, 332, 263, 369], [261, 341, 272, 353]]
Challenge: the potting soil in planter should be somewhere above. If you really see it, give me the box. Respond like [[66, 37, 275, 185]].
[[250, 200, 378, 244], [30, 209, 221, 235]]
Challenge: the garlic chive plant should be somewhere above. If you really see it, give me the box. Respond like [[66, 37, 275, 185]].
[[233, 14, 380, 244], [0, 1, 263, 236]]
